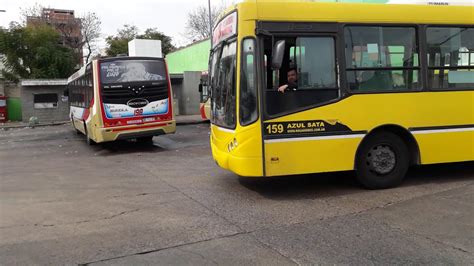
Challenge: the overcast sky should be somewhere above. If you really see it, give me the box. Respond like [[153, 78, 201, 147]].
[[0, 0, 232, 48]]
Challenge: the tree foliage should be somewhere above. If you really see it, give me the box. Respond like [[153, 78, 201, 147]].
[[185, 4, 225, 41], [81, 12, 102, 63], [138, 28, 175, 55], [20, 4, 102, 64], [0, 24, 76, 82], [105, 25, 175, 57], [105, 24, 138, 57]]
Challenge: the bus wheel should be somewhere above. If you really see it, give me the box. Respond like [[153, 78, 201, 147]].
[[355, 132, 409, 189], [70, 117, 81, 134], [85, 127, 95, 145]]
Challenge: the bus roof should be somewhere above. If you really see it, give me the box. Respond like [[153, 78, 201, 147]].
[[67, 57, 166, 84], [231, 0, 474, 25], [67, 64, 87, 84]]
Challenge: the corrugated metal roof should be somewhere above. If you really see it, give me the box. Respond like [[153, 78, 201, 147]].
[[21, 79, 68, 86]]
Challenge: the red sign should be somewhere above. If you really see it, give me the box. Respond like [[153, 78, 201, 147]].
[[0, 96, 7, 122], [213, 12, 237, 47]]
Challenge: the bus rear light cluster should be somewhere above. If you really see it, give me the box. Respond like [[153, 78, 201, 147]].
[[105, 121, 122, 127]]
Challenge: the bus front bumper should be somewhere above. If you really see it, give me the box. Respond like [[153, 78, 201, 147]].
[[211, 138, 263, 177]]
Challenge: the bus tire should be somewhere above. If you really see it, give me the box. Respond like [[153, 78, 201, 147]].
[[70, 116, 80, 134], [85, 125, 95, 146], [74, 124, 81, 135], [355, 132, 409, 189]]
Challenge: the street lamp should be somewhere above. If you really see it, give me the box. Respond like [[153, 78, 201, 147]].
[[208, 0, 212, 44]]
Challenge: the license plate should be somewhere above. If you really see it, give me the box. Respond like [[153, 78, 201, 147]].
[[143, 117, 155, 122], [127, 119, 142, 124]]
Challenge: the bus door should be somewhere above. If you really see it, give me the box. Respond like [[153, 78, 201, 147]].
[[259, 22, 343, 176]]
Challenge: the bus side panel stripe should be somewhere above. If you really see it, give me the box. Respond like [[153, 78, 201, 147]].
[[409, 124, 474, 131], [410, 127, 474, 135], [264, 134, 366, 143]]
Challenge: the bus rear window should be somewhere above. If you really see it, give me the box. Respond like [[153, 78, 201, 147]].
[[100, 60, 166, 84]]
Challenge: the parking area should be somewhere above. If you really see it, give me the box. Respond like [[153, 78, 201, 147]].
[[0, 123, 473, 265]]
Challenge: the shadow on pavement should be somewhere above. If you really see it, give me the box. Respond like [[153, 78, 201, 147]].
[[238, 161, 473, 200], [88, 138, 169, 156]]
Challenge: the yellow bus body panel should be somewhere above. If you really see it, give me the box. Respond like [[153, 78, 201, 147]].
[[211, 1, 474, 177], [264, 92, 473, 176]]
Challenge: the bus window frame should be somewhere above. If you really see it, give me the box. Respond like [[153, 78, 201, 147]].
[[255, 21, 474, 121], [424, 24, 474, 92], [343, 23, 423, 94], [208, 9, 239, 128], [258, 31, 343, 120], [210, 37, 238, 129], [240, 37, 259, 127]]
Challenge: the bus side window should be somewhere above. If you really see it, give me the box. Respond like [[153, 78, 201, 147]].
[[264, 36, 339, 117], [345, 26, 420, 91], [427, 27, 474, 90]]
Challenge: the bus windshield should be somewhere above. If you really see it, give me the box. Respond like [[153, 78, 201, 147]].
[[210, 41, 237, 128], [100, 60, 166, 84]]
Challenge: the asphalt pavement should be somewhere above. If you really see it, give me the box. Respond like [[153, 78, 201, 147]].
[[0, 123, 472, 265]]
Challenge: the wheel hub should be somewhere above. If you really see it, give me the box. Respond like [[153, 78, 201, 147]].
[[367, 145, 396, 175]]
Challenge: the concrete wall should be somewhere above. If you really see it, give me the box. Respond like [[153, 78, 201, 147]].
[[170, 72, 201, 115], [166, 39, 210, 75], [181, 71, 201, 115], [170, 76, 183, 116], [21, 86, 69, 123]]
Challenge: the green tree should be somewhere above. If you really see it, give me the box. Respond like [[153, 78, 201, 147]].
[[0, 23, 76, 82], [138, 28, 175, 55], [185, 4, 225, 41], [105, 25, 175, 57], [105, 24, 139, 57]]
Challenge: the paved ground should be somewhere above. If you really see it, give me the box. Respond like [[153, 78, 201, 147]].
[[0, 123, 473, 265]]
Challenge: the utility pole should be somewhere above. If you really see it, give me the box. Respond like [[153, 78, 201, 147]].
[[208, 0, 213, 45]]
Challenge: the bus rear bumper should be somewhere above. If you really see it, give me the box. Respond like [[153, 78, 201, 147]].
[[96, 121, 176, 142]]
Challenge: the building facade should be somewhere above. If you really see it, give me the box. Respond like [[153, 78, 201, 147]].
[[20, 80, 69, 123], [27, 8, 83, 66], [166, 39, 211, 115]]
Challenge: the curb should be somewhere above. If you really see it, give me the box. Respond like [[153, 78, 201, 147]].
[[0, 121, 70, 130], [1, 120, 209, 129]]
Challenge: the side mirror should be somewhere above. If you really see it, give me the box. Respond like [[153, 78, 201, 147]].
[[271, 40, 286, 70], [198, 84, 203, 93]]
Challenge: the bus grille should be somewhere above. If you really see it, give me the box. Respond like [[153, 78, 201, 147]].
[[101, 83, 169, 104]]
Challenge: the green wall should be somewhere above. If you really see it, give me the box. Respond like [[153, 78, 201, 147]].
[[166, 0, 388, 74], [7, 97, 22, 121], [166, 39, 211, 74]]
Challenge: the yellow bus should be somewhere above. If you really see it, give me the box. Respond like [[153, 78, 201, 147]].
[[67, 57, 176, 144], [209, 1, 473, 189]]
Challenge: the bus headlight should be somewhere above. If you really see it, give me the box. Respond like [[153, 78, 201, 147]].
[[233, 138, 238, 147], [227, 138, 238, 152]]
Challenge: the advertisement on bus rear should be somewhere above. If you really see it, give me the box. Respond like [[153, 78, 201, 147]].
[[100, 60, 169, 119], [103, 98, 168, 119]]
